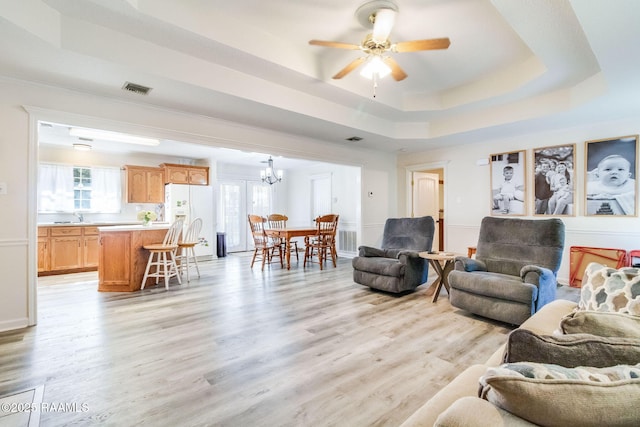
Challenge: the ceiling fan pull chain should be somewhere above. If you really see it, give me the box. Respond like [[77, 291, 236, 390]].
[[372, 73, 378, 98]]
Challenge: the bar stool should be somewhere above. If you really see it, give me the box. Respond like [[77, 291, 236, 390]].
[[141, 220, 184, 290], [177, 218, 203, 282]]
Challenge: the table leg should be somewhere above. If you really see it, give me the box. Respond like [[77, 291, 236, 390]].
[[433, 260, 453, 302], [441, 260, 453, 294], [429, 260, 444, 303], [285, 239, 292, 269]]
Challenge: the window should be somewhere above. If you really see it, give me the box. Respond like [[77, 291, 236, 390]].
[[73, 167, 92, 210], [38, 163, 121, 213]]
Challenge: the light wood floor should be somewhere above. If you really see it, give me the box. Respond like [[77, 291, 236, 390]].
[[1, 255, 578, 427]]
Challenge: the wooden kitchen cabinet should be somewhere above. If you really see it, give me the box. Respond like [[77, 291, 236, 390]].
[[98, 226, 169, 292], [83, 226, 100, 268], [99, 231, 132, 288], [125, 165, 165, 203], [38, 225, 103, 275], [37, 227, 50, 273], [50, 227, 83, 271], [161, 163, 209, 185]]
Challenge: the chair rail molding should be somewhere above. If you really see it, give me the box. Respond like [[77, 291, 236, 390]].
[[0, 238, 29, 247]]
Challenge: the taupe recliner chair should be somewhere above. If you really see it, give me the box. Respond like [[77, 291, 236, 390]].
[[352, 216, 435, 293], [449, 216, 565, 325]]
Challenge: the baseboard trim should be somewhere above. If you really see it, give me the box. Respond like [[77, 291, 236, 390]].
[[0, 317, 29, 332]]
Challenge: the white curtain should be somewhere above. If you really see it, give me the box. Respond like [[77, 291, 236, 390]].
[[38, 163, 74, 212], [38, 163, 121, 213], [91, 167, 122, 213]]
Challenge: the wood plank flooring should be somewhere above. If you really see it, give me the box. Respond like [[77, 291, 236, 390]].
[[0, 255, 579, 426]]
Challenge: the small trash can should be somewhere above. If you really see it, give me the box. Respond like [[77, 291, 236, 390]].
[[216, 232, 227, 257]]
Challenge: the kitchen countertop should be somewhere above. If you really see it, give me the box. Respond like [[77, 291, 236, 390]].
[[97, 223, 171, 231], [38, 221, 153, 227]]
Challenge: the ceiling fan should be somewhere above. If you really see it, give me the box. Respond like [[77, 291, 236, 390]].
[[309, 0, 450, 82]]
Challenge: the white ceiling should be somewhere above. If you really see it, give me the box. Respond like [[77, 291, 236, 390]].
[[2, 0, 640, 158]]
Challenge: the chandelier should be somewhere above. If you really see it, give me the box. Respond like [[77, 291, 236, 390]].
[[260, 156, 283, 185]]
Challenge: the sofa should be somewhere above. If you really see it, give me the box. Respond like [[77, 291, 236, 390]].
[[400, 261, 640, 426]]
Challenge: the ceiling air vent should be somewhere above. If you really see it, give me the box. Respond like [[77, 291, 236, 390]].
[[122, 82, 152, 95], [345, 136, 363, 142]]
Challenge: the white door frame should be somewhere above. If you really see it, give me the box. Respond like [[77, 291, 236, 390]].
[[405, 161, 450, 248]]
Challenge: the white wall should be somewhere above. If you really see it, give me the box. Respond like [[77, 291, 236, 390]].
[[284, 163, 360, 226], [0, 76, 396, 332], [397, 117, 640, 284]]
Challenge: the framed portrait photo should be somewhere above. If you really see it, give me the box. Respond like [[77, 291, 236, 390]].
[[533, 144, 576, 216], [490, 150, 526, 216], [585, 135, 638, 216]]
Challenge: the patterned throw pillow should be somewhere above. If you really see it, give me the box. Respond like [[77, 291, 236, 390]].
[[579, 262, 640, 315], [479, 362, 640, 427]]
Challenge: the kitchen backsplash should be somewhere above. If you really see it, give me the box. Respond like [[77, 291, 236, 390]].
[[38, 203, 165, 224]]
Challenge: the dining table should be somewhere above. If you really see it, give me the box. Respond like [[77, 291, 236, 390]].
[[265, 226, 318, 269]]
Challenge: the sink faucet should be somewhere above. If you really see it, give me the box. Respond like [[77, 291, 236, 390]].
[[74, 212, 84, 223]]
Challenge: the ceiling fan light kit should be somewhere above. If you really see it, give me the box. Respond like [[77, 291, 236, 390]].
[[360, 55, 391, 80], [309, 0, 450, 96]]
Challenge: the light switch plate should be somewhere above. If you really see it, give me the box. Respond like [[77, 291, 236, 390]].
[[0, 182, 6, 195]]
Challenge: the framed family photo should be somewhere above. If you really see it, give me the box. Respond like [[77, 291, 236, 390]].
[[585, 135, 638, 216], [490, 150, 526, 216], [533, 144, 576, 216]]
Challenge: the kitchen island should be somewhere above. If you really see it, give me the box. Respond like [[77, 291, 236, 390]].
[[98, 224, 170, 292]]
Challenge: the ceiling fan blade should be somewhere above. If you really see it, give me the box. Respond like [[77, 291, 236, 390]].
[[309, 40, 361, 50], [394, 37, 451, 53], [382, 57, 407, 81], [371, 8, 396, 43], [332, 57, 367, 79]]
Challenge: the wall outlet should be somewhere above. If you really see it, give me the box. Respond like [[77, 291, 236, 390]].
[[0, 182, 7, 195]]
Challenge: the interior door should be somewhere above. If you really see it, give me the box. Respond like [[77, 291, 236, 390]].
[[218, 180, 272, 253], [412, 172, 440, 251], [310, 174, 331, 220]]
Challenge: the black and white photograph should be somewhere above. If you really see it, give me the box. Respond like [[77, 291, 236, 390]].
[[533, 144, 576, 216], [490, 150, 526, 216], [585, 135, 638, 216]]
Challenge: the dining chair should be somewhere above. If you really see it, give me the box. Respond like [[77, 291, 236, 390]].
[[248, 214, 283, 270], [267, 213, 299, 262], [176, 217, 203, 283], [304, 214, 339, 269], [141, 219, 184, 290]]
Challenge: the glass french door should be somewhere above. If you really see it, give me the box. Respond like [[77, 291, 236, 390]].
[[218, 180, 272, 252]]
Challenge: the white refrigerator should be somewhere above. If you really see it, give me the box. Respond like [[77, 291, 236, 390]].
[[164, 183, 214, 259]]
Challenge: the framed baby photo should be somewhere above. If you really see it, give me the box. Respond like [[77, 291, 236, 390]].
[[585, 135, 638, 216], [490, 150, 527, 216], [533, 144, 576, 216]]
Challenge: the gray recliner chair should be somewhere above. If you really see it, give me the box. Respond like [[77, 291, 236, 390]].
[[352, 216, 435, 293], [449, 216, 565, 325]]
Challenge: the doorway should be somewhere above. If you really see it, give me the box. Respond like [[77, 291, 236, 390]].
[[406, 162, 447, 252], [218, 179, 272, 252]]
